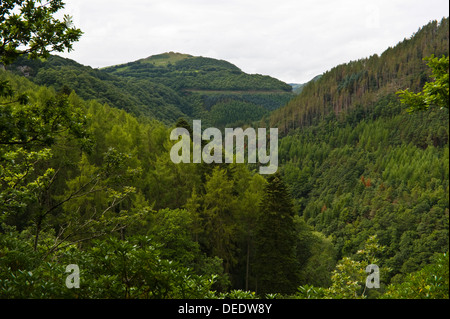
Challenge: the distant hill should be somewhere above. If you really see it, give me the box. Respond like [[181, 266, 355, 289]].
[[102, 52, 295, 128], [103, 52, 290, 91], [9, 52, 294, 127], [7, 55, 191, 123], [290, 75, 322, 94]]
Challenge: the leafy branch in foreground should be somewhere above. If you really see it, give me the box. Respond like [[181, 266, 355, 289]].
[[397, 55, 449, 112], [0, 0, 82, 66], [381, 253, 449, 299]]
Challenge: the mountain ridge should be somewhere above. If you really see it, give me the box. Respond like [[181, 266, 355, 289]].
[[9, 51, 294, 127], [101, 52, 291, 92]]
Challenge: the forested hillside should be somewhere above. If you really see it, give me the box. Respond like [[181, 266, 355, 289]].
[[270, 18, 449, 135], [8, 55, 193, 123], [276, 17, 449, 297], [0, 2, 448, 301], [8, 51, 294, 128], [103, 52, 294, 128]]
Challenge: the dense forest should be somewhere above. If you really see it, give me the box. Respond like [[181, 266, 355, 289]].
[[0, 1, 448, 300]]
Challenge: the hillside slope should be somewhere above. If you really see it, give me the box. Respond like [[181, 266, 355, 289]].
[[103, 51, 291, 92], [103, 51, 294, 128], [7, 55, 191, 123], [277, 18, 449, 286], [270, 18, 449, 135], [9, 52, 294, 127]]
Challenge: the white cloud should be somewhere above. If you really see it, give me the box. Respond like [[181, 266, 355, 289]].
[[60, 0, 449, 83]]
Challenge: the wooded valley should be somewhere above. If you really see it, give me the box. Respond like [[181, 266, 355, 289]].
[[0, 1, 448, 300]]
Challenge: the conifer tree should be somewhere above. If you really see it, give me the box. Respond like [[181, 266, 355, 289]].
[[254, 172, 300, 295]]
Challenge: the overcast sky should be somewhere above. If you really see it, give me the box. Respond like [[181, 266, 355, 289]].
[[59, 0, 449, 83]]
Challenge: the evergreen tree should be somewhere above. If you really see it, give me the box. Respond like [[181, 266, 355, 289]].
[[254, 172, 300, 295]]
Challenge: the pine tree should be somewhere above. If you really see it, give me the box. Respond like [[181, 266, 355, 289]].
[[254, 172, 300, 295]]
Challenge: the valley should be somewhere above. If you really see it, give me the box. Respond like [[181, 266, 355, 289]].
[[0, 9, 448, 300]]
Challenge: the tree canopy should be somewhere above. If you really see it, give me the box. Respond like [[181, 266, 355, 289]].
[[0, 0, 82, 66]]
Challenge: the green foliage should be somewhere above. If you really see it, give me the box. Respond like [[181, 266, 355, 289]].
[[104, 54, 292, 92], [279, 91, 449, 281], [209, 100, 268, 128], [0, 12, 448, 300], [382, 252, 449, 299], [397, 55, 449, 112], [201, 167, 238, 272], [296, 236, 388, 299], [297, 229, 336, 287], [0, 87, 89, 147], [1, 68, 300, 298], [253, 173, 300, 295], [0, 230, 218, 298], [8, 55, 191, 123], [217, 289, 256, 299], [0, 0, 82, 65], [277, 30, 449, 297]]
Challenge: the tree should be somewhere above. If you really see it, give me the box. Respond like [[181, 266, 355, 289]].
[[1, 0, 85, 224], [296, 236, 388, 299], [0, 0, 82, 66], [254, 172, 300, 295], [234, 168, 266, 291], [41, 148, 141, 254], [201, 167, 237, 275], [397, 55, 449, 112], [326, 235, 387, 299], [0, 90, 89, 147], [0, 88, 90, 228]]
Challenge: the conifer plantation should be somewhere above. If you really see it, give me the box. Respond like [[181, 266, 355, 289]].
[[0, 1, 448, 300]]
